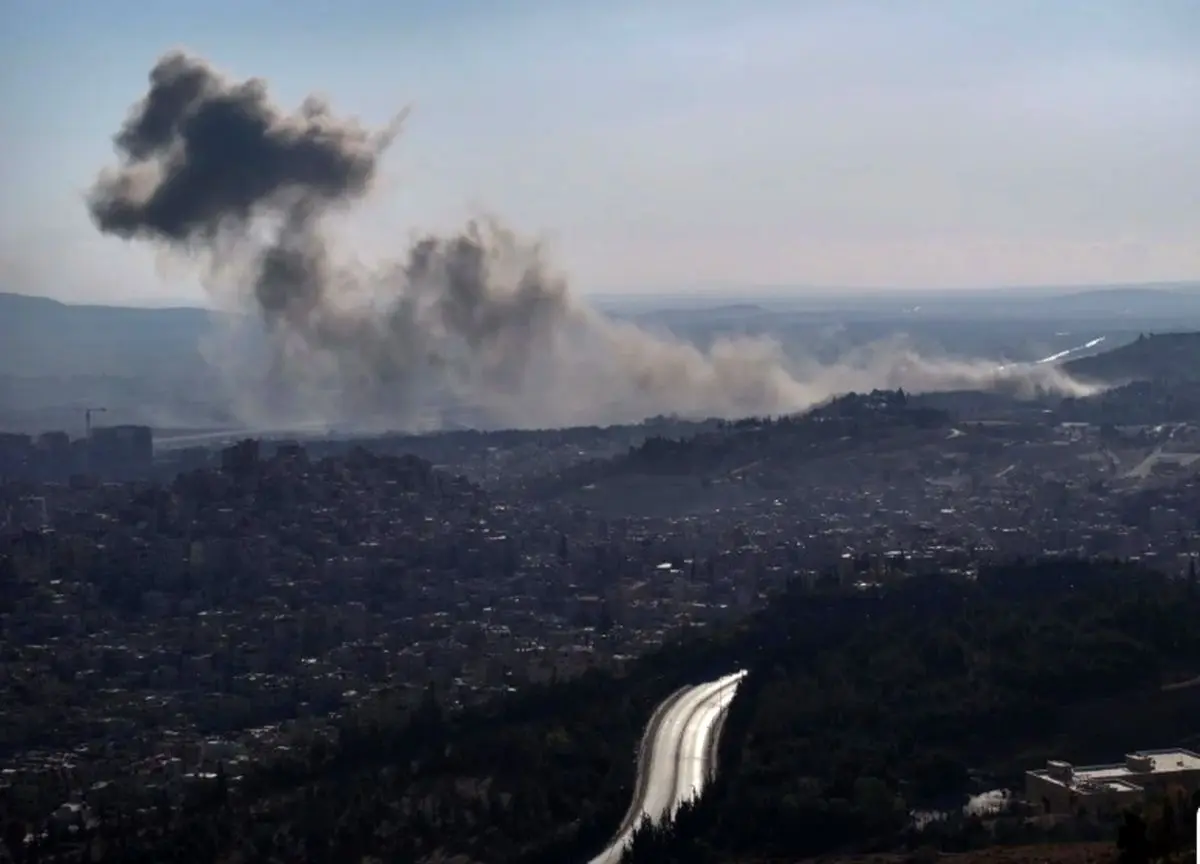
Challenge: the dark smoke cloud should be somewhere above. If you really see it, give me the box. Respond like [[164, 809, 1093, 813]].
[[89, 51, 394, 243], [88, 50, 1099, 431]]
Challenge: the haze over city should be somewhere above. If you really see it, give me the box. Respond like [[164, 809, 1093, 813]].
[[3, 0, 1198, 307]]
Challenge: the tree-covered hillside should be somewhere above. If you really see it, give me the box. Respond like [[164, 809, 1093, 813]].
[[625, 560, 1200, 861]]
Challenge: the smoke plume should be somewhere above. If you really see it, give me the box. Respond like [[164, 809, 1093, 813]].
[[88, 51, 1099, 430]]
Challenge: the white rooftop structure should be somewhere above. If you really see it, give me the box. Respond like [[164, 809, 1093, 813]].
[[1031, 748, 1200, 791], [1025, 748, 1200, 816]]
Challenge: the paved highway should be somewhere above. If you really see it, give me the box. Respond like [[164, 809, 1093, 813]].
[[588, 670, 747, 864]]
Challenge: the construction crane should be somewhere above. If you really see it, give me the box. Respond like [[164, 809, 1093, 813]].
[[84, 406, 107, 439]]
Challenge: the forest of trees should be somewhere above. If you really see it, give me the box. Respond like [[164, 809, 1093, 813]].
[[6, 558, 1200, 863], [622, 559, 1200, 861]]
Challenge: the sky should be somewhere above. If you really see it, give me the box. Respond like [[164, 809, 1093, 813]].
[[1, 0, 1198, 305]]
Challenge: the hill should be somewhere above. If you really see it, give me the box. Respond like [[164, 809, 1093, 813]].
[[1030, 285, 1200, 316], [0, 293, 258, 432], [623, 559, 1200, 863], [0, 292, 215, 378], [521, 390, 950, 512], [726, 846, 1120, 864], [761, 843, 1119, 864], [1062, 332, 1200, 383]]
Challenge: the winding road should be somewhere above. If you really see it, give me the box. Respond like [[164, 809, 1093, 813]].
[[588, 670, 747, 864]]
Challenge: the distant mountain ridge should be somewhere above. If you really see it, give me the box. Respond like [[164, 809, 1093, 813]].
[[0, 292, 216, 378]]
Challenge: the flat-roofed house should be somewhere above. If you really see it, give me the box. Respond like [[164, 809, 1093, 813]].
[[1025, 749, 1200, 816]]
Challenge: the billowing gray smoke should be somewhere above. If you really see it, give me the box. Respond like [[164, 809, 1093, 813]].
[[89, 50, 1098, 430]]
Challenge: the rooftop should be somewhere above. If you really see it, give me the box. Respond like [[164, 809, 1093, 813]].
[[1075, 749, 1200, 781], [1030, 748, 1200, 791]]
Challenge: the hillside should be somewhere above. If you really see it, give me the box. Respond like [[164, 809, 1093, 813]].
[[521, 390, 950, 512], [1030, 284, 1200, 316], [0, 292, 215, 378], [1062, 332, 1200, 383], [623, 559, 1200, 863], [780, 843, 1119, 864], [0, 293, 258, 432], [1057, 379, 1200, 426]]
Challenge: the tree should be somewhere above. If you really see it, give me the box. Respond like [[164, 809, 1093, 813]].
[[1117, 811, 1149, 864], [853, 776, 903, 834], [3, 820, 27, 864], [1149, 798, 1178, 858]]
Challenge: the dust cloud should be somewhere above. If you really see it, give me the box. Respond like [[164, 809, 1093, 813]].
[[87, 50, 1099, 431]]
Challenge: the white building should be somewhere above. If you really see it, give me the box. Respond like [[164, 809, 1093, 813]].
[[1025, 749, 1200, 816]]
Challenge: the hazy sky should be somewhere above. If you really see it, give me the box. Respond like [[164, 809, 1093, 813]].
[[2, 0, 1198, 305]]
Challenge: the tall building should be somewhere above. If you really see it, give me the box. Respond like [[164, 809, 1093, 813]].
[[0, 432, 33, 479], [220, 439, 260, 476], [89, 425, 154, 479], [37, 431, 75, 480]]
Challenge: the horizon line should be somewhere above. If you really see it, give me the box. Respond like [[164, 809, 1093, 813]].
[[5, 278, 1200, 310]]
